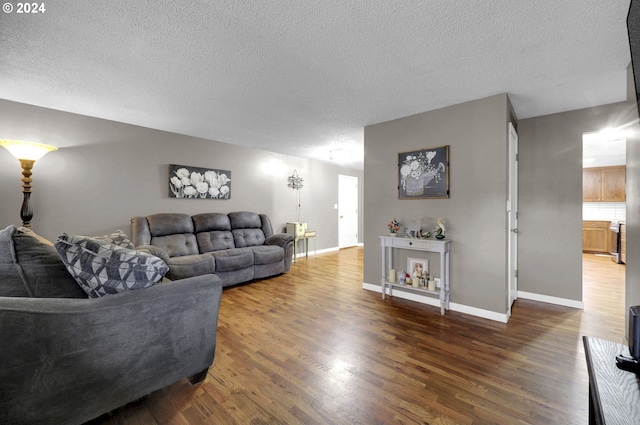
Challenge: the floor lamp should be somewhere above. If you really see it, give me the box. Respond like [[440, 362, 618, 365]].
[[0, 140, 58, 228]]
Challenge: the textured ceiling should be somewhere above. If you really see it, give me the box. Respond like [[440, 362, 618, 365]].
[[583, 132, 627, 167], [0, 1, 632, 170]]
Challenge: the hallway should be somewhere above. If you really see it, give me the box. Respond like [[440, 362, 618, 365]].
[[582, 253, 626, 341]]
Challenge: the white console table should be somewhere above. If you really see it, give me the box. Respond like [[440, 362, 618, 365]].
[[380, 236, 451, 315]]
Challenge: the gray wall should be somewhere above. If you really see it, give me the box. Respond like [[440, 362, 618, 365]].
[[364, 90, 638, 318], [363, 94, 511, 314], [0, 99, 363, 246], [518, 101, 637, 302]]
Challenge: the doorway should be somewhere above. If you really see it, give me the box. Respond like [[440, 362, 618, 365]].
[[338, 175, 358, 248], [582, 131, 627, 308]]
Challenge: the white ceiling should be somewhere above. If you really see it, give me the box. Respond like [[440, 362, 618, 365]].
[[0, 1, 632, 170], [583, 131, 627, 167]]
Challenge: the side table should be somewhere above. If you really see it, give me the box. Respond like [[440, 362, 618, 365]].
[[582, 335, 640, 424], [380, 236, 451, 315], [293, 230, 317, 261]]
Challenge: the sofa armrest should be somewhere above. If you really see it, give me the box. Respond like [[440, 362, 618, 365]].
[[265, 233, 294, 248], [0, 274, 223, 425], [130, 216, 151, 246], [136, 243, 171, 263]]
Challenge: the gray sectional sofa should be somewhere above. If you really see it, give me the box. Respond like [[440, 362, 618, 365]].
[[130, 211, 294, 286], [0, 225, 223, 425]]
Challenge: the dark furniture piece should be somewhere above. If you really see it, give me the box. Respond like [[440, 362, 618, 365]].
[[582, 336, 640, 424], [131, 211, 294, 286]]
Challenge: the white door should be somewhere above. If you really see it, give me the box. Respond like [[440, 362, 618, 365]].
[[507, 122, 519, 317], [338, 175, 358, 248]]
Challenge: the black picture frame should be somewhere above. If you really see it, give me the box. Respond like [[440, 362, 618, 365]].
[[398, 145, 449, 199], [168, 164, 231, 199]]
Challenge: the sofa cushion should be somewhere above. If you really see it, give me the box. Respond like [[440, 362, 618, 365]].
[[165, 253, 216, 280], [147, 213, 194, 237], [250, 245, 285, 265], [228, 212, 267, 248], [228, 211, 262, 229], [150, 234, 199, 257], [0, 225, 87, 298], [211, 248, 253, 272], [232, 229, 266, 248], [55, 233, 169, 298], [192, 213, 231, 232], [197, 231, 235, 253]]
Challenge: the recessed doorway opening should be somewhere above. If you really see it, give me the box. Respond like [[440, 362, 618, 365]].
[[582, 130, 626, 312]]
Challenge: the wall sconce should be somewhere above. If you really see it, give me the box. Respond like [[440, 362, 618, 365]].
[[0, 140, 58, 228], [287, 170, 304, 222]]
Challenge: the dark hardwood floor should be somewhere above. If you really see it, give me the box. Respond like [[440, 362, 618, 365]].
[[88, 249, 625, 425]]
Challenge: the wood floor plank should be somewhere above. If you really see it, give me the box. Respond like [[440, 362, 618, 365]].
[[84, 249, 625, 424]]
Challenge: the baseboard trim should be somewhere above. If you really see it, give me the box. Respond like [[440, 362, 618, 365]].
[[296, 245, 362, 258], [362, 282, 509, 323], [517, 291, 584, 310], [294, 246, 339, 258]]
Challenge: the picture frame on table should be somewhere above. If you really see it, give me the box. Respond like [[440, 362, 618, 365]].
[[407, 257, 428, 279]]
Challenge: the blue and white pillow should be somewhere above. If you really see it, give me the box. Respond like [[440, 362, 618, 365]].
[[55, 233, 168, 298]]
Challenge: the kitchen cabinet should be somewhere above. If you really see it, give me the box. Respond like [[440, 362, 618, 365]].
[[583, 166, 626, 202], [583, 220, 610, 253]]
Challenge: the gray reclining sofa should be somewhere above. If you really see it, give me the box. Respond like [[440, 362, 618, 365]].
[[131, 211, 294, 286]]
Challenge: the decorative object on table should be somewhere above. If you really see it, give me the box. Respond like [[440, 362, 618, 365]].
[[287, 169, 304, 222], [434, 218, 447, 239], [422, 231, 432, 239], [407, 257, 428, 285], [398, 270, 406, 285], [388, 218, 400, 235], [387, 268, 396, 283], [407, 218, 422, 238], [169, 164, 231, 199], [427, 278, 436, 291], [398, 145, 449, 199], [0, 139, 58, 227]]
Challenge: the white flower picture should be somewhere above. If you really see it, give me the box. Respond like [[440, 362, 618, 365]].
[[169, 164, 232, 199], [398, 146, 449, 199]]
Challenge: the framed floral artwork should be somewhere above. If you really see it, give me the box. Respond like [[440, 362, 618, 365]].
[[169, 164, 231, 199], [398, 145, 449, 199]]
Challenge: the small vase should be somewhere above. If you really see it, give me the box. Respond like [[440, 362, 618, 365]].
[[435, 234, 445, 239], [389, 232, 398, 237]]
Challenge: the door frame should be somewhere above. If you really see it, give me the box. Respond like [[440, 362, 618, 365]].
[[507, 122, 519, 318]]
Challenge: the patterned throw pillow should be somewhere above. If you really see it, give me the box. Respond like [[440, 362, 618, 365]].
[[92, 230, 135, 249], [55, 233, 169, 298]]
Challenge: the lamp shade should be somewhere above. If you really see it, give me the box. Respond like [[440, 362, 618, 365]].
[[0, 139, 58, 161]]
